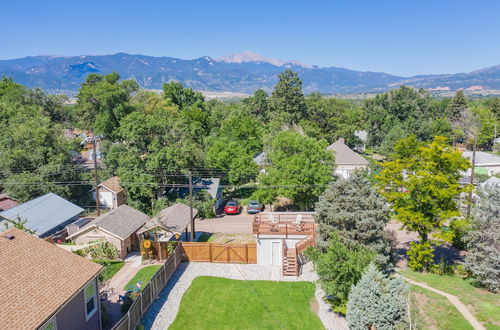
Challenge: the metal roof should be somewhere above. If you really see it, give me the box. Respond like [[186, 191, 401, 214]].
[[0, 193, 84, 237]]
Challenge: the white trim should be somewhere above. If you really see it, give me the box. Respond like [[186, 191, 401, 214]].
[[84, 280, 97, 321]]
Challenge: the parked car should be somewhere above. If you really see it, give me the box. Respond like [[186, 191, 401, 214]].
[[224, 201, 240, 215], [246, 200, 262, 214]]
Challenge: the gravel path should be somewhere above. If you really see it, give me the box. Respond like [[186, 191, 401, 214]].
[[142, 262, 347, 330]]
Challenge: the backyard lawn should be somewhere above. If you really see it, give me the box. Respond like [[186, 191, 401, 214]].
[[93, 259, 125, 282], [124, 265, 162, 291], [401, 270, 500, 330], [170, 276, 324, 330], [410, 285, 473, 330]]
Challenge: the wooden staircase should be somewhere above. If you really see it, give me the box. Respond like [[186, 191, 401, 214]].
[[283, 246, 298, 276]]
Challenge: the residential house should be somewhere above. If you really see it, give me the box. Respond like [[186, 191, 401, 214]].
[[138, 203, 198, 243], [0, 192, 84, 238], [169, 177, 223, 211], [0, 193, 17, 211], [67, 205, 150, 259], [253, 152, 271, 174], [92, 176, 126, 209], [462, 151, 500, 176], [327, 138, 369, 178], [0, 228, 102, 330]]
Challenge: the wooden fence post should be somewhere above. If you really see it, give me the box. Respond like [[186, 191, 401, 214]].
[[227, 245, 230, 263], [245, 244, 248, 263], [209, 243, 212, 262]]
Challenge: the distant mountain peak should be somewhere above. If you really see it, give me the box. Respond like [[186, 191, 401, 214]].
[[216, 51, 313, 68]]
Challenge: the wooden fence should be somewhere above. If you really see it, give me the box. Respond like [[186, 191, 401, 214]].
[[181, 242, 257, 264], [111, 243, 183, 330]]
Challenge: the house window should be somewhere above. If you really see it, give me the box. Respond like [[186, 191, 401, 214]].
[[40, 317, 56, 330], [84, 281, 97, 320]]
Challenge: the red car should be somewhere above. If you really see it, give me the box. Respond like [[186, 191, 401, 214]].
[[224, 201, 241, 215]]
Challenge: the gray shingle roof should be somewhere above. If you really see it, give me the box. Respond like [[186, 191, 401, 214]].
[[140, 203, 198, 234], [70, 205, 149, 240], [0, 193, 84, 237], [253, 152, 270, 166], [327, 140, 369, 166], [462, 151, 500, 165]]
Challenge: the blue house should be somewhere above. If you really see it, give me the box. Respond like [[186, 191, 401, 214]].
[[0, 193, 84, 238]]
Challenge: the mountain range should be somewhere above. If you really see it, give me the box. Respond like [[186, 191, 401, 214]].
[[1, 51, 500, 96]]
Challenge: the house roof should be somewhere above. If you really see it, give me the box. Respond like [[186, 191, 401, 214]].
[[99, 176, 124, 194], [0, 194, 17, 211], [327, 139, 369, 166], [0, 228, 102, 329], [0, 193, 84, 237], [140, 203, 198, 234], [193, 177, 220, 199], [481, 176, 500, 188], [462, 151, 500, 166], [68, 205, 149, 240], [253, 152, 269, 166]]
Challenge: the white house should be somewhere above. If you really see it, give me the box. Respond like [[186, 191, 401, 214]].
[[327, 138, 369, 178], [462, 151, 500, 176], [253, 212, 317, 276], [91, 176, 126, 210]]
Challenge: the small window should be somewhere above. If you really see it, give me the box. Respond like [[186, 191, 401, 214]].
[[40, 317, 56, 330], [84, 281, 97, 320]]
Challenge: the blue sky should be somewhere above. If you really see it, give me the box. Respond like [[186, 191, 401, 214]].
[[1, 0, 499, 76]]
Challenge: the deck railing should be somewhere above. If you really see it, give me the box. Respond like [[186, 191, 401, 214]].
[[252, 212, 317, 237]]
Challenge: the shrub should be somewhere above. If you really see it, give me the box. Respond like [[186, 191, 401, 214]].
[[347, 263, 409, 330], [407, 241, 434, 272], [86, 241, 119, 260]]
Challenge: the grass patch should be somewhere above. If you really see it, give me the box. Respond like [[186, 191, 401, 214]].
[[93, 259, 125, 282], [123, 265, 161, 291], [401, 270, 500, 329], [410, 285, 473, 330], [170, 276, 324, 330]]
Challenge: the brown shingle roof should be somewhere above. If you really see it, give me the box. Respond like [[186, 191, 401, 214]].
[[0, 228, 102, 329], [99, 176, 124, 193], [139, 203, 198, 234], [327, 139, 369, 166]]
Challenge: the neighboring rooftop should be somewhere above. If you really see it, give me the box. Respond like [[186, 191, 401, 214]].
[[253, 152, 270, 166], [462, 151, 500, 165], [0, 193, 84, 237], [140, 203, 198, 234], [481, 176, 500, 187], [0, 228, 102, 329], [99, 176, 124, 193], [69, 204, 149, 240], [327, 138, 369, 165], [0, 194, 18, 211]]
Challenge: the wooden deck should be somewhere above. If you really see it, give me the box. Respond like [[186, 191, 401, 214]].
[[252, 212, 317, 237]]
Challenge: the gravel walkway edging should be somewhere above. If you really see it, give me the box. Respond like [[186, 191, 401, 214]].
[[141, 262, 347, 330]]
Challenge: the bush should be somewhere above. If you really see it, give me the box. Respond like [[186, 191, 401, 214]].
[[309, 233, 374, 314], [347, 263, 409, 330], [407, 241, 434, 272], [86, 241, 119, 260]]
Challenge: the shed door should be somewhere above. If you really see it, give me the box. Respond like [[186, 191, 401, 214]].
[[271, 241, 281, 266]]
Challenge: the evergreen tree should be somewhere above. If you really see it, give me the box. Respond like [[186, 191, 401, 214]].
[[315, 170, 395, 270], [269, 69, 307, 124], [446, 90, 468, 123], [464, 184, 500, 293], [347, 263, 409, 330]]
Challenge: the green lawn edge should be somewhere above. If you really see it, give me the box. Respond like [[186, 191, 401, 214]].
[[124, 265, 162, 291]]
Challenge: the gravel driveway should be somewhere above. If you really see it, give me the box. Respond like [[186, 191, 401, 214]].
[[142, 262, 347, 330]]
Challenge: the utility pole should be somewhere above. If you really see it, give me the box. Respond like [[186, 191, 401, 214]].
[[467, 135, 477, 219], [92, 138, 100, 216], [188, 171, 195, 241]]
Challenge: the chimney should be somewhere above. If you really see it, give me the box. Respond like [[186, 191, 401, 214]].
[[338, 137, 345, 143]]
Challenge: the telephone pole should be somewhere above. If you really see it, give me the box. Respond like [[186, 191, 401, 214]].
[[92, 138, 100, 216], [188, 171, 195, 241], [467, 135, 477, 219]]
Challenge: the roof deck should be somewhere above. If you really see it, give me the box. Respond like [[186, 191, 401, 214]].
[[252, 212, 317, 237]]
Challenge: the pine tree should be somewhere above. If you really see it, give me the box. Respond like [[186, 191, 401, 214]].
[[464, 184, 500, 292], [269, 69, 307, 124], [446, 90, 468, 123], [315, 170, 395, 270], [347, 263, 409, 330]]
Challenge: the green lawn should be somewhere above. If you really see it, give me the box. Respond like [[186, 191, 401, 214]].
[[410, 285, 473, 330], [124, 265, 162, 291], [170, 276, 324, 330], [401, 270, 500, 330], [93, 259, 125, 282]]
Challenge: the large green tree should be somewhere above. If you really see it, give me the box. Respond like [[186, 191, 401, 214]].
[[315, 171, 395, 270], [377, 136, 470, 271], [269, 69, 307, 124], [254, 130, 334, 210]]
